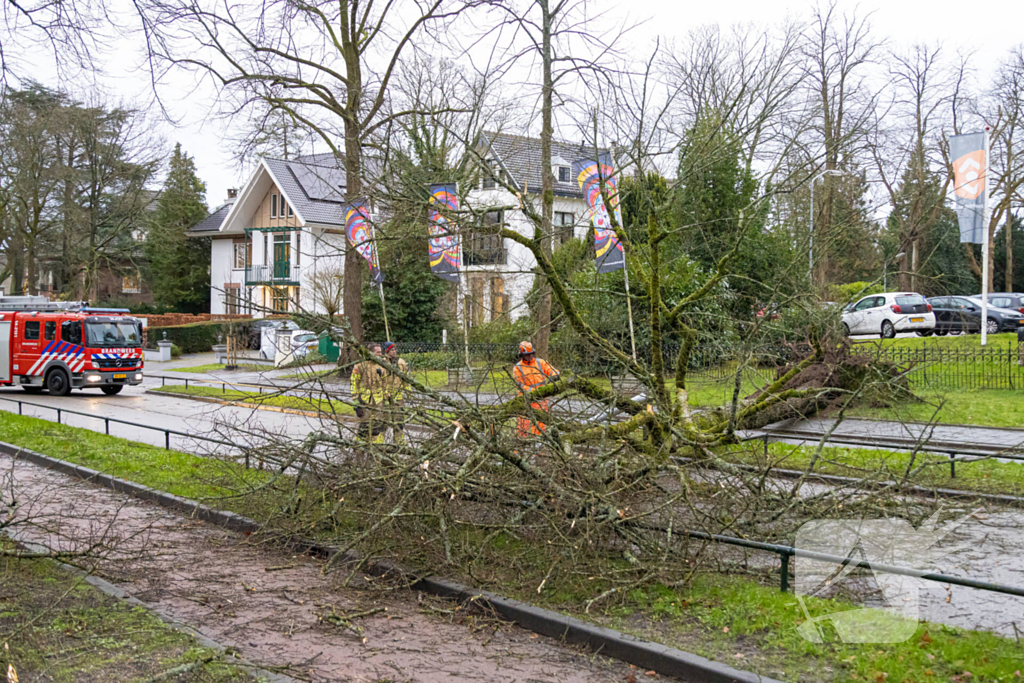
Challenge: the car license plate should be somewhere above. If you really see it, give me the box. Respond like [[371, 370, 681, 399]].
[[910, 317, 924, 323], [113, 373, 127, 379]]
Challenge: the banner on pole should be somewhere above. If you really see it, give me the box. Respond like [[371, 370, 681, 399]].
[[573, 152, 625, 273], [345, 202, 384, 284], [949, 132, 987, 244], [428, 184, 461, 282]]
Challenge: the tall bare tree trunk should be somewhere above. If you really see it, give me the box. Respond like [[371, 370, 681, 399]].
[[1006, 215, 1014, 292], [343, 119, 364, 342], [911, 240, 919, 291], [533, 0, 555, 358], [26, 237, 37, 296]]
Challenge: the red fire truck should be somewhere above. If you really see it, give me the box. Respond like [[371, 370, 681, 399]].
[[0, 297, 144, 396]]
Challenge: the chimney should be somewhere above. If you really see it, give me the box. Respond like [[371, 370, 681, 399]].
[[227, 188, 238, 200]]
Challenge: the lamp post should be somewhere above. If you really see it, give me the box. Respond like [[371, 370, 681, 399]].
[[809, 169, 847, 283], [883, 251, 906, 291]]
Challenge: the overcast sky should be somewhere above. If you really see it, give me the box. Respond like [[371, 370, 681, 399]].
[[22, 0, 1022, 210]]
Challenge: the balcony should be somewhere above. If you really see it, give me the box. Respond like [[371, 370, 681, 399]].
[[245, 263, 301, 285]]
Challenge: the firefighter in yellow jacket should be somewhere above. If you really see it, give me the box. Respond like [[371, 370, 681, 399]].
[[383, 341, 409, 444], [351, 343, 388, 443], [512, 341, 559, 438]]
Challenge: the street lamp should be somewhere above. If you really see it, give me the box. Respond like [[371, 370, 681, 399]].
[[809, 169, 848, 282], [883, 252, 906, 291]]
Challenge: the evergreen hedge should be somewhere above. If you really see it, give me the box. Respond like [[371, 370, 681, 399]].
[[148, 320, 252, 354]]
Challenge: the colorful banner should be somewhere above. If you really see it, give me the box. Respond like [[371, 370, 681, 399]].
[[345, 202, 383, 284], [428, 184, 461, 282], [949, 132, 987, 244], [572, 152, 625, 273]]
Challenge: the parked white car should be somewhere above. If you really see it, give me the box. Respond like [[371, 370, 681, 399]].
[[842, 292, 935, 338], [290, 331, 320, 358]]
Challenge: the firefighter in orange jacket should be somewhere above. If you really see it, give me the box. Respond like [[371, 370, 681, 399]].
[[512, 341, 559, 438]]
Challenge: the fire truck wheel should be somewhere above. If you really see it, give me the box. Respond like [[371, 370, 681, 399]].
[[45, 369, 72, 397], [22, 386, 43, 394], [100, 385, 123, 395]]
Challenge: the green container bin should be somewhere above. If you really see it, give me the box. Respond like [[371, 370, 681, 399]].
[[318, 333, 340, 362]]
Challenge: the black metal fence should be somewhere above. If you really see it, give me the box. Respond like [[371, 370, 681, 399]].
[[396, 341, 797, 383], [394, 340, 1024, 392], [874, 344, 1024, 391]]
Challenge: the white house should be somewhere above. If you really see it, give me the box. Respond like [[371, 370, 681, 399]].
[[461, 132, 606, 326], [190, 153, 351, 317], [193, 134, 606, 323]]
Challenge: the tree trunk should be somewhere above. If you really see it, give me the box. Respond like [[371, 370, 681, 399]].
[[533, 0, 555, 359], [987, 223, 996, 293], [26, 237, 37, 296], [1006, 215, 1014, 292], [10, 229, 24, 295], [343, 122, 364, 342], [911, 239, 919, 291], [897, 233, 911, 291]]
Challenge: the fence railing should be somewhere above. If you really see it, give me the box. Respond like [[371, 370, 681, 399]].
[[0, 394, 234, 452], [394, 340, 1024, 391], [396, 341, 798, 382], [874, 344, 1024, 391]]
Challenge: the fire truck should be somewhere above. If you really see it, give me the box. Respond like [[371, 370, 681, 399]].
[[0, 296, 144, 396]]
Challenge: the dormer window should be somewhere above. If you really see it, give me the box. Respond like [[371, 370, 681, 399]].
[[551, 155, 571, 183]]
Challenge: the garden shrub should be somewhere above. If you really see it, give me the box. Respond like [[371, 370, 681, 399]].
[[402, 350, 454, 370], [149, 320, 252, 354]]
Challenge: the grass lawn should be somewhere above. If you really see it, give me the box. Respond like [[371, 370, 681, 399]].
[[279, 367, 343, 381], [844, 388, 1024, 429], [722, 440, 1024, 497], [167, 362, 268, 373], [151, 384, 354, 415], [599, 575, 1022, 683], [0, 410, 1021, 681], [860, 332, 1023, 351], [0, 538, 247, 682]]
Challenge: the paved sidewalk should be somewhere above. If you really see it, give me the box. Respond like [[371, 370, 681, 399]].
[[761, 417, 1024, 452], [3, 453, 635, 682]]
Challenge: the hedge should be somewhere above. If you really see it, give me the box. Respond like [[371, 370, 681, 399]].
[[147, 320, 252, 354]]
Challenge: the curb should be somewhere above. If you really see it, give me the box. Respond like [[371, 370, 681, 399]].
[[8, 536, 297, 683], [0, 440, 780, 683]]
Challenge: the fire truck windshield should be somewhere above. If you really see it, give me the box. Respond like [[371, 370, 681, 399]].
[[85, 321, 141, 347]]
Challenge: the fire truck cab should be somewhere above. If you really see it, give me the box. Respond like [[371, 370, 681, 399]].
[[0, 296, 144, 396]]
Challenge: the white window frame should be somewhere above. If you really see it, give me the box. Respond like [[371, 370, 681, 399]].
[[233, 241, 248, 270], [271, 193, 278, 218]]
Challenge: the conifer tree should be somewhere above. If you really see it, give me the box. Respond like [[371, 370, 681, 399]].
[[145, 143, 209, 312]]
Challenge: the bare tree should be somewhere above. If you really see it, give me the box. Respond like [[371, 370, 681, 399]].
[[662, 21, 808, 182], [978, 48, 1024, 293], [479, 0, 624, 358], [870, 44, 955, 291], [147, 0, 472, 343], [306, 262, 345, 321], [801, 2, 882, 287]]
